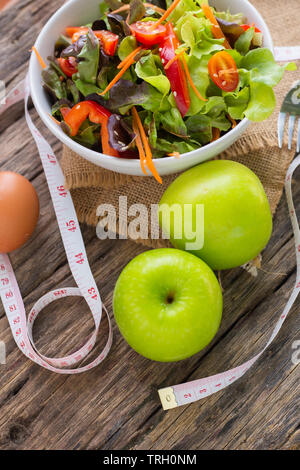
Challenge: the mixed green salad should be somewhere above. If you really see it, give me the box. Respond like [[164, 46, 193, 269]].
[[39, 0, 295, 182]]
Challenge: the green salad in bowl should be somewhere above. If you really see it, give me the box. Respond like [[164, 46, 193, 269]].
[[37, 0, 295, 182]]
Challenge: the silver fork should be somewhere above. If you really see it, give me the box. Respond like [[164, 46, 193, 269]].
[[278, 80, 300, 152]]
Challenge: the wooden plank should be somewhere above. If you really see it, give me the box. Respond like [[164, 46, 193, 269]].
[[0, 0, 299, 451]]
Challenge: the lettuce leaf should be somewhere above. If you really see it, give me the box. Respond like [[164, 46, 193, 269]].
[[106, 79, 171, 113], [224, 86, 250, 120], [244, 82, 275, 122], [74, 123, 100, 148], [184, 55, 210, 116], [74, 80, 102, 96], [152, 137, 200, 157], [186, 114, 212, 144], [128, 0, 145, 24], [214, 9, 246, 25], [42, 68, 67, 101], [160, 108, 188, 137], [234, 27, 254, 55], [241, 48, 293, 87], [175, 13, 224, 59], [77, 29, 99, 84], [135, 54, 170, 95], [107, 114, 136, 152], [167, 0, 200, 24], [118, 36, 138, 61]]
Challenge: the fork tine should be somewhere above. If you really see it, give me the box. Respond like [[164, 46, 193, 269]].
[[288, 115, 296, 150], [278, 112, 287, 148]]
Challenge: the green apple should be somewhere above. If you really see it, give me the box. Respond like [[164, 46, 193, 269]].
[[113, 248, 222, 362], [159, 160, 272, 270]]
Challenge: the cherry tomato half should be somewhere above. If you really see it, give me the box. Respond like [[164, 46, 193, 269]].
[[130, 21, 167, 46], [241, 24, 261, 33], [58, 57, 78, 77], [70, 28, 118, 56], [208, 51, 239, 92]]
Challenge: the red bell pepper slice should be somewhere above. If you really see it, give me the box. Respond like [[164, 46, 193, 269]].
[[159, 23, 191, 117], [241, 24, 261, 34], [63, 101, 119, 157]]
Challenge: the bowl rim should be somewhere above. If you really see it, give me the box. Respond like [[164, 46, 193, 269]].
[[29, 0, 274, 173]]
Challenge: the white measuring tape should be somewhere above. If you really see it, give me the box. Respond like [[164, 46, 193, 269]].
[[0, 76, 112, 374], [0, 74, 299, 409]]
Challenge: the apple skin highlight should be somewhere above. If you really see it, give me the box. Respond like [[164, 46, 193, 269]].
[[113, 248, 223, 362]]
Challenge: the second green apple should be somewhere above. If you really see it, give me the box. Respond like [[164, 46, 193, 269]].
[[159, 160, 272, 270]]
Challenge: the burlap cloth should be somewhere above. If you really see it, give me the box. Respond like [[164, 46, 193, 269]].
[[61, 0, 300, 249]]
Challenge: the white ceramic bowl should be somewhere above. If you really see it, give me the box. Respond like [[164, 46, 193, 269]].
[[29, 0, 273, 176]]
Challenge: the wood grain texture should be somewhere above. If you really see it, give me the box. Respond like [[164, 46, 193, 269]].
[[0, 0, 299, 451]]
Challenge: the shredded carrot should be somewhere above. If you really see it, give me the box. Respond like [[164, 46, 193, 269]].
[[31, 46, 46, 69], [132, 119, 147, 175], [117, 46, 142, 69], [227, 114, 237, 128], [48, 113, 60, 125], [132, 107, 162, 184], [165, 48, 187, 70], [107, 5, 128, 15], [168, 152, 181, 158], [212, 127, 220, 141], [201, 4, 231, 49], [181, 56, 207, 102], [149, 0, 182, 31], [99, 56, 136, 95], [108, 3, 165, 16]]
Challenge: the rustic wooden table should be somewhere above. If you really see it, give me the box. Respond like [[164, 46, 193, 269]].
[[0, 0, 299, 451]]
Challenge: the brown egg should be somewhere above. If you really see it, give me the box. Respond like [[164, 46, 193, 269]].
[[0, 171, 39, 253]]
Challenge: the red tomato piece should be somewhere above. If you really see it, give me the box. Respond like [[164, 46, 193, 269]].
[[57, 57, 78, 77], [208, 51, 239, 92], [159, 23, 190, 117], [94, 30, 119, 56], [70, 28, 118, 56], [130, 21, 167, 46]]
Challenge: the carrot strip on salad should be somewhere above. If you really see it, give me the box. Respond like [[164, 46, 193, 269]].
[[201, 3, 231, 49], [132, 107, 162, 184], [117, 46, 142, 69], [132, 119, 147, 175], [212, 127, 221, 141], [168, 152, 181, 158], [149, 0, 182, 31], [227, 115, 237, 128], [31, 46, 46, 69], [181, 56, 207, 102], [99, 56, 136, 95], [165, 48, 187, 70]]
